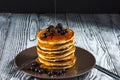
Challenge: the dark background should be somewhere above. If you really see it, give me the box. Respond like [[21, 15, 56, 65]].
[[0, 0, 120, 13]]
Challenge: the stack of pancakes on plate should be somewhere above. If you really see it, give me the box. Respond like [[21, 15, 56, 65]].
[[36, 23, 76, 70]]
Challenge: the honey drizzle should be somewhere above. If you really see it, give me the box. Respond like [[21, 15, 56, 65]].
[[54, 0, 57, 24]]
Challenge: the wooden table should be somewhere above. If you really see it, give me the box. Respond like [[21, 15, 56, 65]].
[[0, 13, 120, 80]]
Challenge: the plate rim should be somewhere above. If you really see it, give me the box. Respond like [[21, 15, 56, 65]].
[[14, 46, 96, 79]]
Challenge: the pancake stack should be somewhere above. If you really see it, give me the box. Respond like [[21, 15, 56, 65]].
[[36, 23, 76, 70]]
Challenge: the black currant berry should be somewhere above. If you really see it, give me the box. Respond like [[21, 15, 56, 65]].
[[34, 67, 40, 72], [38, 69, 44, 74], [29, 66, 35, 71], [43, 33, 48, 38], [31, 62, 38, 67], [56, 23, 63, 29], [48, 71, 54, 76]]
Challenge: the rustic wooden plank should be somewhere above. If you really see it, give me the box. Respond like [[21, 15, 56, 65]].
[[0, 14, 39, 80], [83, 14, 119, 79], [110, 14, 120, 75], [93, 14, 120, 76], [66, 14, 117, 80], [26, 14, 40, 48], [84, 14, 119, 80], [0, 13, 11, 59], [4, 14, 28, 80]]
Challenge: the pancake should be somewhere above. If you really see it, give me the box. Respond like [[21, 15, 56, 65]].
[[36, 56, 76, 67], [37, 44, 73, 54], [38, 53, 75, 62], [39, 57, 76, 70], [36, 45, 75, 55], [39, 63, 75, 70], [37, 46, 75, 59], [37, 39, 74, 51], [37, 28, 74, 44]]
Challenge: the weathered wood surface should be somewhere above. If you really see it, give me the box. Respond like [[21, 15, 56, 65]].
[[0, 13, 120, 80]]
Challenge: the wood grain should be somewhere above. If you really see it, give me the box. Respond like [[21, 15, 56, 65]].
[[0, 14, 35, 80], [93, 14, 120, 76], [66, 14, 117, 80], [0, 14, 119, 80], [0, 13, 11, 59], [80, 14, 119, 80]]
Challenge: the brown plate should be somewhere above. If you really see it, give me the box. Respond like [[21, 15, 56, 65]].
[[14, 46, 96, 79]]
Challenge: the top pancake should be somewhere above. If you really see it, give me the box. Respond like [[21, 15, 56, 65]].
[[37, 28, 74, 44]]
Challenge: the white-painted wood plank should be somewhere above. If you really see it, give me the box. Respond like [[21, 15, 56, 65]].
[[66, 14, 117, 80], [93, 14, 120, 76], [0, 13, 11, 59], [26, 14, 40, 48], [0, 14, 37, 80]]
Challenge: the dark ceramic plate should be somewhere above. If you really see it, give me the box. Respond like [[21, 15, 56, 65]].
[[14, 46, 96, 79]]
